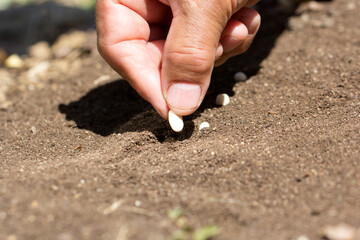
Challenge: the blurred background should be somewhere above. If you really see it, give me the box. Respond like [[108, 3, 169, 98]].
[[0, 0, 98, 109], [0, 0, 96, 55], [0, 0, 305, 58]]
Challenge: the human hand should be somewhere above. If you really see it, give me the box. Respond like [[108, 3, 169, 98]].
[[96, 0, 261, 119]]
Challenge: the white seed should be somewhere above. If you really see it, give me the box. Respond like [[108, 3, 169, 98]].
[[234, 71, 247, 82], [199, 122, 210, 131], [322, 224, 356, 240], [215, 93, 230, 106], [168, 110, 184, 132], [135, 200, 141, 207]]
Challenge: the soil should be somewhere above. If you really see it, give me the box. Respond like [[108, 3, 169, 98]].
[[0, 0, 359, 239]]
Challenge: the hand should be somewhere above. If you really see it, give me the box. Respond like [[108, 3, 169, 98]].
[[96, 0, 261, 119]]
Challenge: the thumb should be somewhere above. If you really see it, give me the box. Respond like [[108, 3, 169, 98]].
[[162, 0, 234, 116]]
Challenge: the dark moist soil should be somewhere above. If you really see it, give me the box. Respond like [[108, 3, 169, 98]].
[[0, 0, 359, 239]]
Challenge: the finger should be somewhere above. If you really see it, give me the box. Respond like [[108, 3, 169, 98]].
[[215, 7, 261, 66], [100, 40, 169, 119], [220, 19, 248, 54], [96, 0, 169, 118], [162, 0, 242, 116], [96, 0, 150, 45], [232, 7, 261, 36]]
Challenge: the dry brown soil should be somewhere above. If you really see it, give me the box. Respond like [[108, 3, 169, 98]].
[[0, 0, 359, 239]]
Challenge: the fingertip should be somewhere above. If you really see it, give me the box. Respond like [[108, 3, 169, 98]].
[[149, 92, 170, 119], [221, 20, 248, 53], [222, 20, 248, 40], [154, 103, 170, 120], [232, 7, 261, 35], [215, 43, 224, 61]]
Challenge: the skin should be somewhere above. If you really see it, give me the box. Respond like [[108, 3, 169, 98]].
[[96, 0, 261, 119]]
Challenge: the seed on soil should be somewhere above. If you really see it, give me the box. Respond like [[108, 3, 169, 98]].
[[168, 110, 184, 132], [199, 122, 210, 131], [321, 224, 357, 240], [234, 71, 247, 82], [216, 94, 230, 106]]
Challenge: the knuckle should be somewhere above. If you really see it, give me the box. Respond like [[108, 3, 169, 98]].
[[166, 46, 214, 76]]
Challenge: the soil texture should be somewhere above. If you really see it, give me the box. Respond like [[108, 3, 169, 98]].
[[0, 0, 359, 239]]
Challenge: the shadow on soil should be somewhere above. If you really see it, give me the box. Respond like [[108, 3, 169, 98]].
[[59, 1, 303, 140], [58, 80, 195, 141]]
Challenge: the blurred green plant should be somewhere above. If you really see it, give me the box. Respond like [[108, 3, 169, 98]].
[[167, 207, 220, 240], [167, 207, 183, 220], [192, 226, 220, 240], [169, 225, 220, 240], [0, 0, 32, 10]]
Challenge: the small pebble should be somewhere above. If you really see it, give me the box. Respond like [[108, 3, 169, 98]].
[[347, 2, 355, 10], [31, 126, 37, 135], [297, 235, 309, 240], [28, 41, 52, 60], [0, 211, 7, 220], [199, 122, 210, 131], [52, 31, 87, 58], [234, 72, 248, 82], [5, 54, 24, 68], [103, 200, 124, 215], [57, 233, 75, 240], [168, 110, 184, 132], [27, 61, 50, 81], [6, 235, 17, 240], [0, 92, 7, 104], [94, 75, 111, 85], [30, 200, 39, 209], [216, 93, 230, 106]]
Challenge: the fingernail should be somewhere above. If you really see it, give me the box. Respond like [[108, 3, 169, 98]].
[[166, 83, 202, 110], [231, 24, 248, 40]]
